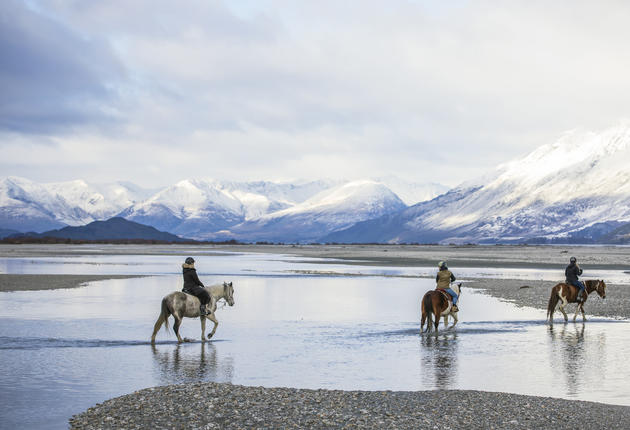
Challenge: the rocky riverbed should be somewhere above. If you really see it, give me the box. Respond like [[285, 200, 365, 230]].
[[69, 383, 630, 430]]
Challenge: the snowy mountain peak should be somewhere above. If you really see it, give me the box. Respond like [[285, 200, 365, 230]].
[[326, 121, 630, 244]]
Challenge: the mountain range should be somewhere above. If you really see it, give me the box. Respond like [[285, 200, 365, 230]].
[[3, 122, 630, 244], [0, 176, 447, 241], [326, 122, 630, 244]]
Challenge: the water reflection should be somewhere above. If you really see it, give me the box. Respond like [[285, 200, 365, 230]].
[[151, 342, 234, 385], [548, 323, 607, 397], [420, 333, 459, 388]]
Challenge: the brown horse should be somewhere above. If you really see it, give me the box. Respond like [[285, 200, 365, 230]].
[[420, 283, 462, 335], [547, 279, 606, 323]]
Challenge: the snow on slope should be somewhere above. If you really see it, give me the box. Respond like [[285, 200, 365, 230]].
[[427, 122, 630, 236], [0, 177, 155, 231], [0, 175, 447, 239], [206, 180, 408, 242], [327, 122, 630, 244], [374, 176, 450, 206]]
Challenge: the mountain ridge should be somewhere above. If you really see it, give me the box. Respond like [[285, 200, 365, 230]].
[[325, 122, 630, 244]]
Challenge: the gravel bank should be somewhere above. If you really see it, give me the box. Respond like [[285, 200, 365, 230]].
[[70, 383, 630, 430], [2, 243, 629, 270], [464, 277, 630, 320], [0, 274, 145, 292]]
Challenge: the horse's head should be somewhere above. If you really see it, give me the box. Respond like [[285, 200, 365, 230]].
[[595, 280, 606, 299], [223, 281, 235, 306], [452, 282, 462, 296]]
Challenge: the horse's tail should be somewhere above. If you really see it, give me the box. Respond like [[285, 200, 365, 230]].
[[547, 286, 559, 320], [422, 293, 433, 317], [160, 297, 170, 332]]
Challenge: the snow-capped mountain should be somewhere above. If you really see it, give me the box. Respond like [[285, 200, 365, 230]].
[[326, 122, 630, 244], [118, 178, 338, 238], [0, 176, 443, 240], [203, 180, 408, 242], [0, 177, 155, 232], [374, 176, 450, 206]]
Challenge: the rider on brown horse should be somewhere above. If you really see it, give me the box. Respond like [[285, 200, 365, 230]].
[[565, 256, 585, 301], [436, 261, 459, 312]]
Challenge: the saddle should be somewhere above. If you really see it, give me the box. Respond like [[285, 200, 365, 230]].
[[435, 288, 452, 303]]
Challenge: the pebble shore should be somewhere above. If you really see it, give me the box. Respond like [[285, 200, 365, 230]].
[[70, 383, 630, 429]]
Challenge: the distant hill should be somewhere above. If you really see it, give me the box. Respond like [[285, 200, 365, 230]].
[[597, 222, 630, 244], [0, 228, 20, 239], [9, 217, 189, 242]]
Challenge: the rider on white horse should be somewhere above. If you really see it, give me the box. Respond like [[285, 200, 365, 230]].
[[436, 261, 459, 312], [182, 257, 211, 316]]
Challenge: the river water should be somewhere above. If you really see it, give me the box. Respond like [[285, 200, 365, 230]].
[[1, 251, 629, 429]]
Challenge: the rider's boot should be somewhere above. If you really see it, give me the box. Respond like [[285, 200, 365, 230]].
[[577, 290, 583, 302], [199, 304, 207, 316], [451, 303, 459, 312]]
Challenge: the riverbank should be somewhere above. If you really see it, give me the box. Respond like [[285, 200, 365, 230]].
[[1, 243, 629, 269], [0, 274, 146, 292], [69, 382, 630, 430]]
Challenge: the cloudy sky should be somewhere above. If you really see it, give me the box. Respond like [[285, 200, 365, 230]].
[[2, 0, 630, 188]]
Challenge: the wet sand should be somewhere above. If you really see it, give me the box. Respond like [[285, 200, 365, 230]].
[[1, 243, 629, 269], [0, 274, 146, 292]]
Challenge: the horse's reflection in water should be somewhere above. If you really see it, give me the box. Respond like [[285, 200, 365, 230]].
[[151, 342, 234, 385], [548, 324, 606, 397], [420, 333, 459, 389]]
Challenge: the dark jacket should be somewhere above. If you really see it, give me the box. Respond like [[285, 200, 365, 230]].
[[565, 263, 583, 283], [436, 268, 456, 289], [182, 264, 204, 293]]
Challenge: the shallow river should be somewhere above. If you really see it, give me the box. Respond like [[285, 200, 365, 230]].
[[1, 252, 629, 429]]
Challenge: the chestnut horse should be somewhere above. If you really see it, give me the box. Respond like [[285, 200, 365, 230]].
[[547, 279, 606, 324], [420, 283, 462, 335]]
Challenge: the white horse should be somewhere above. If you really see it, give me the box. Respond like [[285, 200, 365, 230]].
[[151, 282, 235, 344]]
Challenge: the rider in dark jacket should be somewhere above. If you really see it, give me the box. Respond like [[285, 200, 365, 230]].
[[565, 256, 585, 301], [182, 257, 211, 316]]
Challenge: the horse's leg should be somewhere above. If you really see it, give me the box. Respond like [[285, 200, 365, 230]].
[[558, 297, 569, 322], [580, 303, 587, 322], [200, 316, 207, 342], [206, 313, 219, 339], [443, 314, 449, 329], [450, 311, 458, 329], [432, 301, 440, 335], [572, 303, 581, 322], [426, 313, 433, 333], [173, 314, 184, 343]]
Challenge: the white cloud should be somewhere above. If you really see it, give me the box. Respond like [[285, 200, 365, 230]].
[[3, 0, 630, 187]]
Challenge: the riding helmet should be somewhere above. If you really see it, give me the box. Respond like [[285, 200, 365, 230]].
[[569, 256, 577, 264], [185, 257, 195, 265]]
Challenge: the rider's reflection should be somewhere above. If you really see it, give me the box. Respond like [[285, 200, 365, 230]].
[[420, 333, 459, 388], [547, 323, 605, 396], [151, 342, 234, 385]]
